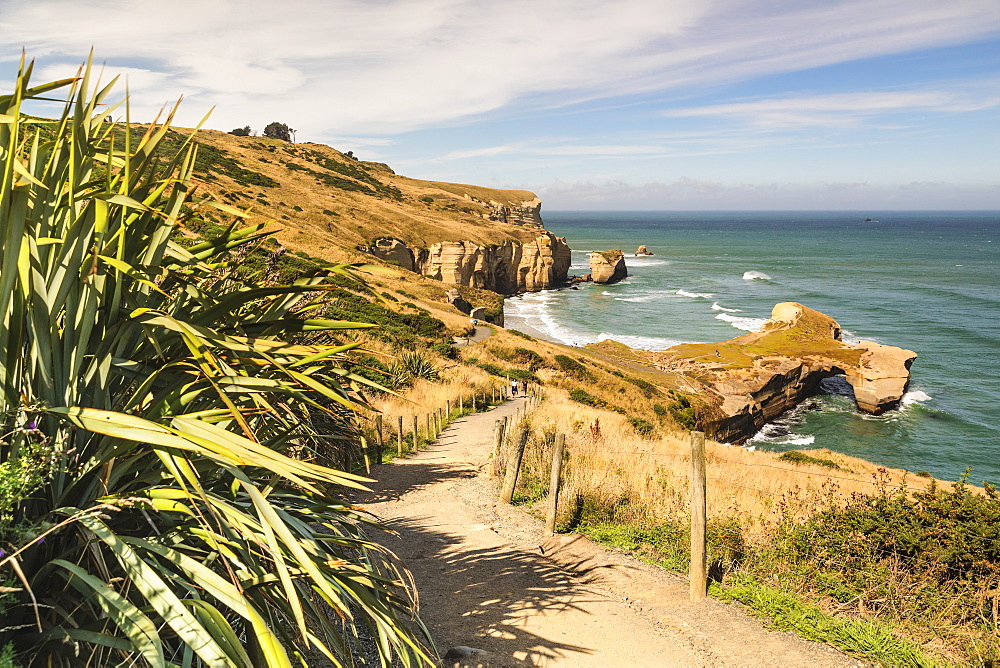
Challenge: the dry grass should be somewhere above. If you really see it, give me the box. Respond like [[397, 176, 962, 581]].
[[518, 391, 942, 539], [173, 128, 544, 263]]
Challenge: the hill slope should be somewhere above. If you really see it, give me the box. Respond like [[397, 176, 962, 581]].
[[171, 129, 546, 263]]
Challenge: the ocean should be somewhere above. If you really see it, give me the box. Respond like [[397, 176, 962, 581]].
[[504, 211, 1000, 483]]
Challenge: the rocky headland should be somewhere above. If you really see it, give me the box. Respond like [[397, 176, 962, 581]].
[[593, 302, 917, 444]]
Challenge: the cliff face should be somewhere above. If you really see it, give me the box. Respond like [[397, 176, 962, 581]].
[[367, 231, 571, 294], [482, 197, 543, 227]]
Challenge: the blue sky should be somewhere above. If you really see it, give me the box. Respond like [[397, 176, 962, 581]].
[[1, 0, 998, 209]]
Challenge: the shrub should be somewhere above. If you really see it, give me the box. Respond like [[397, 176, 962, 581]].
[[555, 354, 594, 381], [511, 347, 544, 370], [628, 417, 656, 437], [626, 376, 659, 397], [430, 341, 458, 359], [229, 125, 252, 136], [568, 389, 626, 414], [778, 450, 841, 470], [668, 394, 698, 429]]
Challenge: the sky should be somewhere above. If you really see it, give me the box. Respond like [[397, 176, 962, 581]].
[[1, 0, 998, 210]]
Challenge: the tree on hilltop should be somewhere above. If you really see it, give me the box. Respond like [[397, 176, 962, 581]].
[[263, 121, 295, 142], [229, 125, 252, 136]]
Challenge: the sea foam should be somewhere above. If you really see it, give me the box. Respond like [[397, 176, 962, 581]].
[[676, 289, 714, 299], [711, 302, 740, 312], [743, 270, 771, 281], [902, 390, 933, 405], [715, 313, 768, 332], [596, 332, 683, 351]]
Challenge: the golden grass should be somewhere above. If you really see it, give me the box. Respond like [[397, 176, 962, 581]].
[[520, 391, 942, 539], [172, 128, 544, 264]]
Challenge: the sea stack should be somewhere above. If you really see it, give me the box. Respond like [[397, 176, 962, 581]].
[[635, 245, 653, 256], [589, 249, 628, 284]]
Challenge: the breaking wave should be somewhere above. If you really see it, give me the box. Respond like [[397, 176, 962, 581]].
[[715, 313, 768, 332], [711, 302, 740, 312], [676, 289, 713, 299]]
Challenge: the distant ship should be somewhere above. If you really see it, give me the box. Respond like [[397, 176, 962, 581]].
[[864, 217, 879, 223]]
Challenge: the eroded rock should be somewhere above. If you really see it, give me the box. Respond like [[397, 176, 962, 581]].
[[589, 249, 627, 284], [652, 302, 916, 443]]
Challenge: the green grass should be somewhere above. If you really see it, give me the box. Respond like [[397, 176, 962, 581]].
[[716, 578, 940, 667]]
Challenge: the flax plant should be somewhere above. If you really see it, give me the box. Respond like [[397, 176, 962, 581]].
[[0, 56, 433, 666]]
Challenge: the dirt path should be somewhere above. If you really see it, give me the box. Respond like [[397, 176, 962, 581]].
[[355, 399, 866, 667]]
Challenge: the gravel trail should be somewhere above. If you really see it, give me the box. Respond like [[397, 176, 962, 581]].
[[355, 398, 866, 667]]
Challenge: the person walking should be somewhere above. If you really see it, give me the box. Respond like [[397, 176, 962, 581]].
[[510, 380, 518, 397]]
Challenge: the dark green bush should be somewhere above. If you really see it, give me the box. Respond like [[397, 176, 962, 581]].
[[667, 394, 697, 429], [568, 389, 626, 414], [511, 347, 544, 370], [628, 417, 655, 437], [626, 376, 659, 397], [555, 354, 593, 381], [778, 450, 841, 470]]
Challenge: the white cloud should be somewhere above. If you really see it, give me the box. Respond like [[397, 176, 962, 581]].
[[664, 88, 1000, 129], [2, 0, 998, 137]]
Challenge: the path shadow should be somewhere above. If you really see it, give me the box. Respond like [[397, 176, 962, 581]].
[[374, 515, 598, 666], [353, 461, 478, 503]]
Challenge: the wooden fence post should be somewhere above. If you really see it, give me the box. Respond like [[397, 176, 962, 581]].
[[545, 433, 566, 535], [500, 428, 529, 504], [491, 419, 504, 477], [397, 416, 404, 457], [426, 413, 432, 441], [689, 430, 707, 601], [459, 394, 464, 413], [439, 407, 445, 430], [412, 415, 419, 450], [375, 414, 383, 464], [446, 400, 451, 419]]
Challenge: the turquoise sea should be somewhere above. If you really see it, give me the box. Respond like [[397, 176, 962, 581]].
[[504, 211, 1000, 483]]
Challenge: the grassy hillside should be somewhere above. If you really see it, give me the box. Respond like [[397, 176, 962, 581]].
[[161, 128, 544, 265]]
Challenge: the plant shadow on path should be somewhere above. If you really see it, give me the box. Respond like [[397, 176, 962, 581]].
[[377, 514, 598, 666], [354, 430, 614, 667]]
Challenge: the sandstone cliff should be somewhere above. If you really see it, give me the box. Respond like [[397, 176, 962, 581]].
[[643, 302, 916, 443], [366, 231, 571, 294], [589, 249, 628, 284]]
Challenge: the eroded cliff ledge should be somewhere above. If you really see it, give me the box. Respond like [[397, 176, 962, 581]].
[[650, 303, 916, 443], [366, 231, 571, 294]]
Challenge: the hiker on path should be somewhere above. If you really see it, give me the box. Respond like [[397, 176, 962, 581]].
[[510, 380, 518, 397]]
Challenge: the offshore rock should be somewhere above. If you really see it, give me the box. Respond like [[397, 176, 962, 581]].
[[589, 249, 628, 284], [635, 245, 654, 256], [655, 302, 916, 443], [367, 232, 570, 294]]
